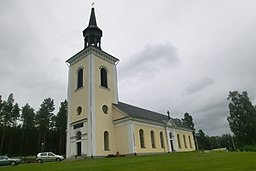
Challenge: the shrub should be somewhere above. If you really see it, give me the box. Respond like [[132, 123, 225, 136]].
[[243, 145, 256, 151]]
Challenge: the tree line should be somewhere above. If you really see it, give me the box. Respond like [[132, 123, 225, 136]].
[[181, 112, 236, 151], [182, 91, 256, 151], [1, 90, 255, 156], [0, 93, 67, 157]]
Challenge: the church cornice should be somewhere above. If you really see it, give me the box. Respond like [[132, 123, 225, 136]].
[[66, 46, 119, 66]]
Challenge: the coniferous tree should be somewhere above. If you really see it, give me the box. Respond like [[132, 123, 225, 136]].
[[227, 91, 256, 146], [182, 112, 195, 130], [0, 93, 14, 154], [21, 103, 36, 156], [55, 100, 67, 154], [36, 98, 55, 152], [196, 129, 210, 150]]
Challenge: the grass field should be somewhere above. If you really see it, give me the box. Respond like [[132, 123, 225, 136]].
[[1, 152, 256, 171]]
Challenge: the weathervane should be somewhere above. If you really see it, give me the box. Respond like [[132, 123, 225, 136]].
[[91, 2, 95, 7]]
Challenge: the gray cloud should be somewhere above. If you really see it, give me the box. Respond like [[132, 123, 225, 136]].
[[119, 42, 179, 79], [185, 77, 215, 95], [1, 0, 256, 136]]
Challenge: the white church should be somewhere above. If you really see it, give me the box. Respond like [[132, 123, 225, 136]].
[[66, 7, 196, 158]]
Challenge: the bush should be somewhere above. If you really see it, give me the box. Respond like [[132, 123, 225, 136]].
[[243, 145, 256, 152]]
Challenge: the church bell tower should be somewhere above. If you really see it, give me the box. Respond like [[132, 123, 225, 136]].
[[83, 7, 102, 49], [66, 7, 119, 158]]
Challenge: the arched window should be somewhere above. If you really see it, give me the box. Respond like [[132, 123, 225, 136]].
[[76, 131, 82, 141], [177, 134, 181, 148], [183, 135, 187, 148], [77, 68, 83, 89], [100, 68, 108, 88], [139, 129, 145, 148], [188, 135, 192, 148], [169, 132, 172, 139], [150, 131, 156, 148], [160, 132, 164, 148], [104, 131, 109, 151]]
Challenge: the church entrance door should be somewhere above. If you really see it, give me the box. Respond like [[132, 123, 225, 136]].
[[77, 142, 81, 156], [170, 140, 174, 152]]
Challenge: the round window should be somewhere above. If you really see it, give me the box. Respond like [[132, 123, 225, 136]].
[[77, 106, 82, 115], [102, 105, 108, 114]]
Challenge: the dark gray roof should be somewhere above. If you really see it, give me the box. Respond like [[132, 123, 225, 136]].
[[113, 102, 192, 131]]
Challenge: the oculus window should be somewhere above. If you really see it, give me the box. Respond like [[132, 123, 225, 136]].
[[102, 105, 108, 114], [77, 106, 82, 115]]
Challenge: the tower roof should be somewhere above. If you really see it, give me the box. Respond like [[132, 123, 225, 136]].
[[88, 7, 97, 26], [83, 7, 103, 49]]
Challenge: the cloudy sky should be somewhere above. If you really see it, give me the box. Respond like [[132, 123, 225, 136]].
[[1, 0, 256, 135]]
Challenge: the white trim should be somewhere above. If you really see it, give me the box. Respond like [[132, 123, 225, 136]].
[[113, 64, 119, 104], [66, 65, 72, 158], [166, 128, 178, 152], [87, 53, 96, 157], [127, 121, 133, 153], [172, 129, 178, 151], [67, 47, 119, 66], [91, 55, 96, 157]]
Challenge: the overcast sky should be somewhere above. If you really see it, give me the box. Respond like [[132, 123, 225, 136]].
[[1, 0, 256, 135]]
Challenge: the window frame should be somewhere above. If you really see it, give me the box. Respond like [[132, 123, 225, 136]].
[[139, 129, 145, 148], [188, 135, 192, 148], [100, 67, 108, 88], [76, 131, 82, 141], [150, 130, 156, 148], [160, 132, 165, 148], [77, 68, 84, 89], [183, 135, 187, 148], [177, 134, 181, 148], [104, 131, 110, 151]]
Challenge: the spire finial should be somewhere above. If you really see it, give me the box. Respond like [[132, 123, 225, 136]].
[[91, 2, 95, 7]]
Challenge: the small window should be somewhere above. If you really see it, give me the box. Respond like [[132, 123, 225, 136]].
[[177, 134, 181, 148], [139, 129, 145, 148], [77, 68, 83, 89], [150, 131, 156, 148], [160, 132, 164, 148], [104, 131, 109, 151], [102, 105, 108, 114], [77, 106, 82, 115], [77, 131, 82, 140], [169, 132, 172, 139], [183, 135, 187, 148], [100, 68, 108, 88], [73, 123, 83, 129]]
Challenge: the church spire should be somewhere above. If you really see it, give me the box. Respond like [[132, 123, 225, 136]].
[[83, 7, 103, 49]]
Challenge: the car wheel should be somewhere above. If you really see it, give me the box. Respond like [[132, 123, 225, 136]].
[[37, 159, 42, 163], [56, 158, 61, 162], [10, 161, 16, 166]]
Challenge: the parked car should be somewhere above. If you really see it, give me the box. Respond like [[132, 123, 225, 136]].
[[36, 152, 64, 163], [0, 156, 21, 166]]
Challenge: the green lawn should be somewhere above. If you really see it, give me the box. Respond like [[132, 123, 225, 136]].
[[1, 152, 256, 171]]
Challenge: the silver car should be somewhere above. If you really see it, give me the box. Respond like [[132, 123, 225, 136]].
[[36, 152, 64, 163], [0, 156, 21, 166]]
